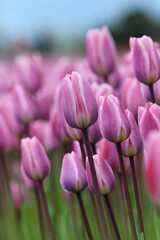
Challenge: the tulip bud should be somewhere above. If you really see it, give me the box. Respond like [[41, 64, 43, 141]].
[[97, 138, 120, 172], [86, 154, 115, 195], [130, 36, 160, 85], [86, 27, 117, 76], [10, 180, 26, 208], [99, 95, 131, 143], [62, 71, 98, 129], [121, 109, 143, 157], [60, 151, 87, 193], [121, 77, 145, 117], [138, 102, 160, 142], [29, 120, 59, 151], [15, 53, 43, 93], [12, 84, 37, 124], [144, 131, 160, 202], [21, 136, 51, 181]]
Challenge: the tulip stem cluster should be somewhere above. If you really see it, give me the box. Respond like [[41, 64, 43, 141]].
[[116, 142, 138, 240], [76, 192, 94, 240], [104, 195, 121, 240], [129, 156, 145, 238], [82, 128, 109, 239], [39, 181, 55, 240], [118, 173, 129, 239]]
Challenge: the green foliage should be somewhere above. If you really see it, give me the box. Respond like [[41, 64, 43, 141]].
[[0, 150, 160, 240]]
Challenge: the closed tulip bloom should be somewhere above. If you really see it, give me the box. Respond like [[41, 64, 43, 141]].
[[86, 27, 117, 76], [12, 84, 37, 124], [121, 109, 143, 157], [130, 36, 160, 85], [144, 131, 160, 202], [86, 154, 115, 195], [10, 180, 26, 208], [21, 136, 51, 181], [121, 77, 145, 117], [29, 120, 59, 151], [138, 102, 160, 142], [99, 95, 131, 143], [62, 71, 98, 129], [92, 82, 114, 101], [15, 53, 43, 93], [60, 151, 88, 193], [97, 138, 120, 172]]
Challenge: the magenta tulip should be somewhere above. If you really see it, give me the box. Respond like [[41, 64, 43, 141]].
[[21, 136, 51, 181]]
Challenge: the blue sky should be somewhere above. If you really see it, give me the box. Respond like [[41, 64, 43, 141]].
[[0, 0, 160, 41]]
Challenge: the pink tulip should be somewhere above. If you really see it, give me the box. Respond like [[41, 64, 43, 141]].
[[121, 109, 143, 157], [97, 138, 120, 172], [86, 154, 115, 195], [121, 77, 145, 117], [130, 36, 160, 85], [15, 53, 43, 93], [138, 102, 160, 142], [99, 95, 131, 143], [86, 27, 117, 76], [21, 136, 51, 181], [60, 151, 87, 193], [144, 131, 160, 202], [29, 120, 59, 151], [62, 71, 98, 129], [12, 84, 37, 124]]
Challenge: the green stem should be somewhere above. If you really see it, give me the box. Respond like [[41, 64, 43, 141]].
[[148, 84, 155, 103], [82, 128, 109, 240], [116, 143, 137, 240], [129, 156, 145, 239], [35, 189, 46, 240], [104, 195, 121, 240], [76, 192, 94, 240], [79, 140, 103, 238], [91, 143, 97, 155], [39, 181, 55, 240], [79, 140, 86, 167], [118, 173, 129, 240]]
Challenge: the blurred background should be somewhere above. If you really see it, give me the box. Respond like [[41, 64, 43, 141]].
[[1, 0, 160, 56]]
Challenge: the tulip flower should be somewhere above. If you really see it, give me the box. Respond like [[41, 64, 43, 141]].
[[138, 102, 160, 142], [21, 136, 51, 181], [62, 71, 98, 129], [130, 36, 160, 85], [10, 180, 26, 209], [99, 95, 131, 143], [86, 27, 117, 76], [121, 77, 145, 117], [97, 138, 120, 172], [15, 53, 43, 93], [60, 151, 87, 193], [121, 109, 143, 157], [144, 131, 160, 203], [29, 120, 59, 151], [86, 154, 115, 195], [12, 84, 37, 124]]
